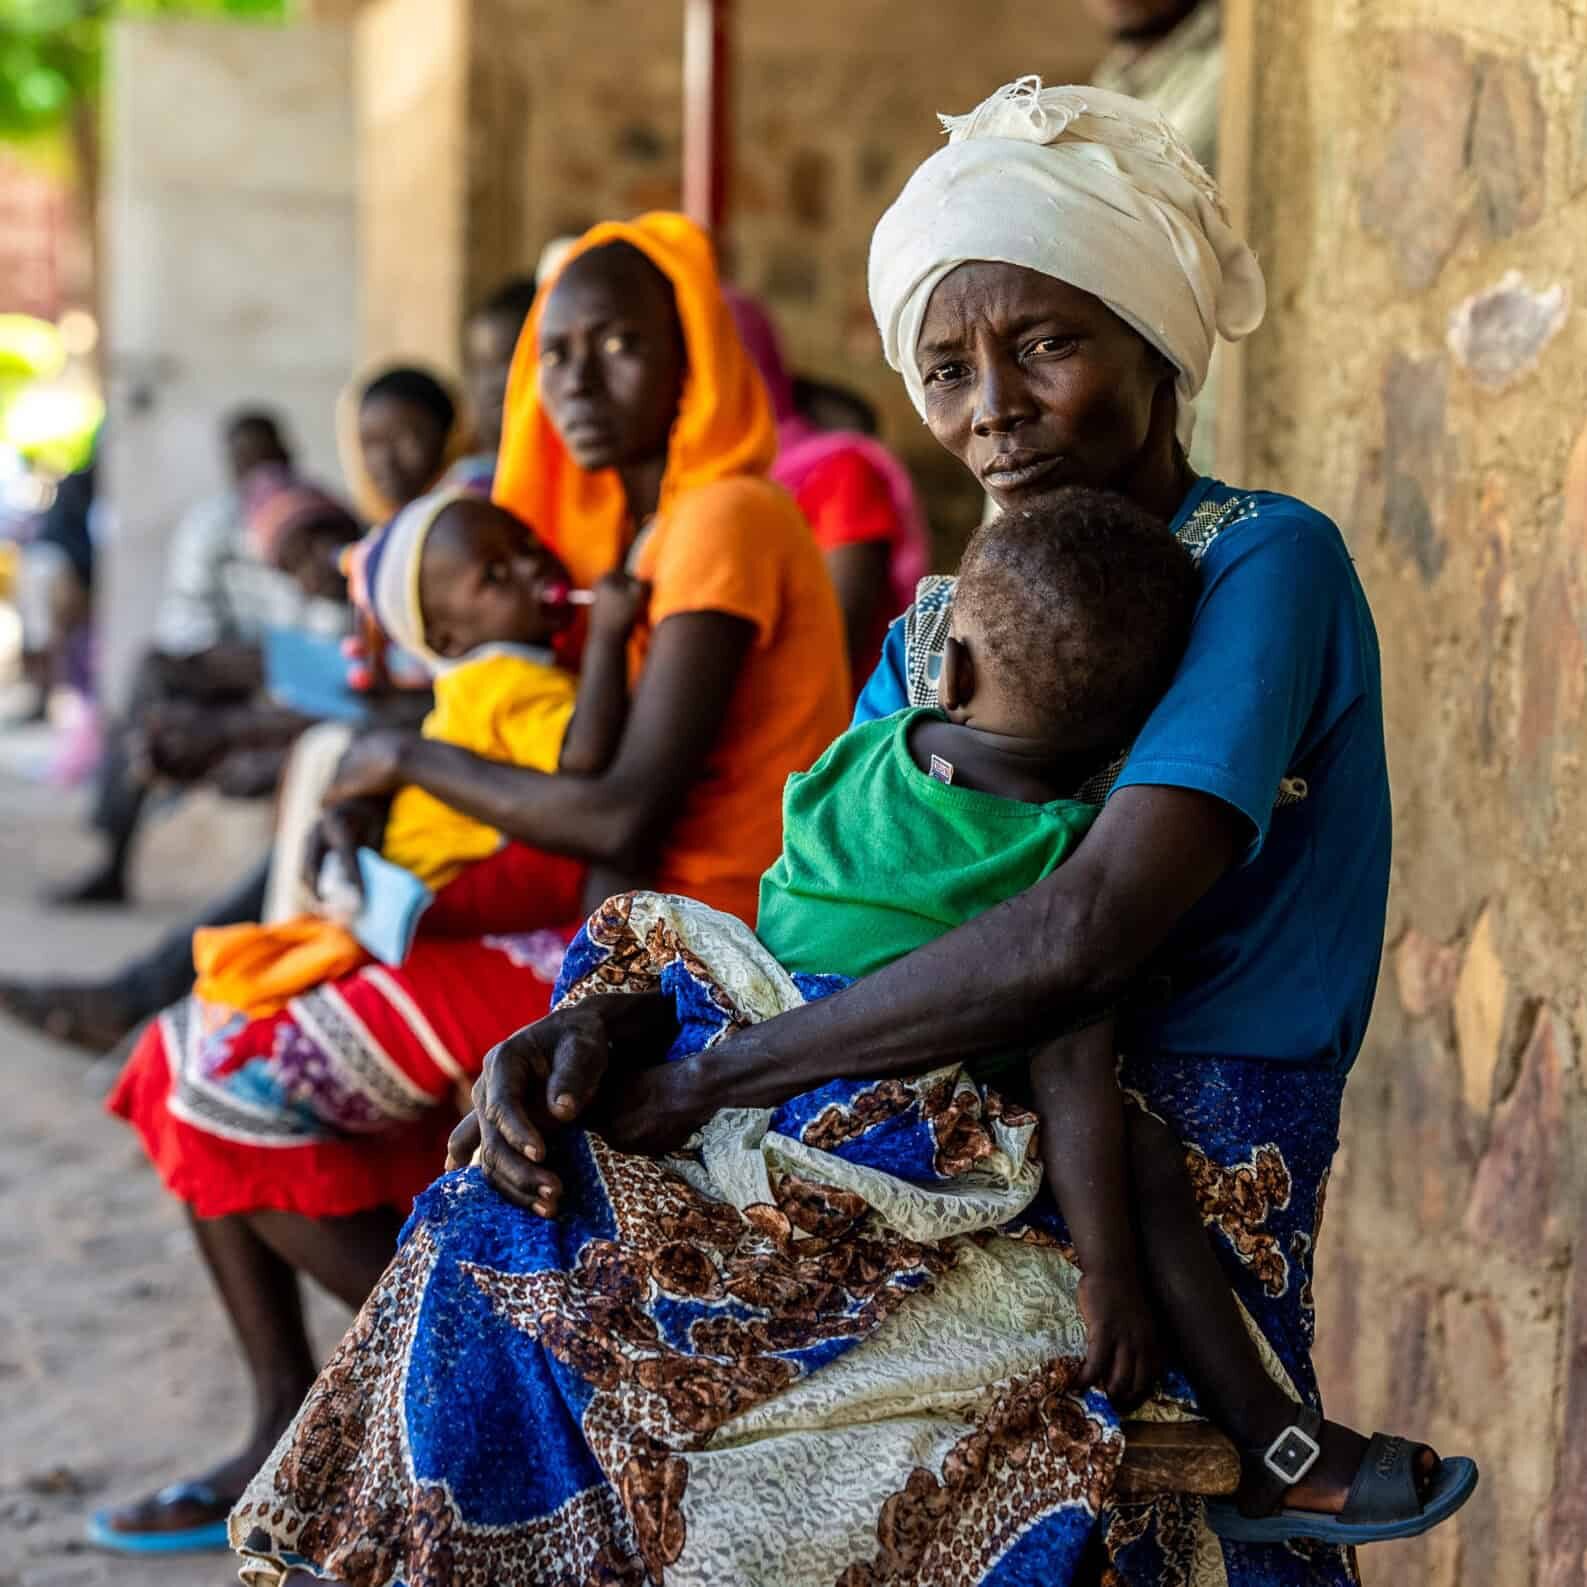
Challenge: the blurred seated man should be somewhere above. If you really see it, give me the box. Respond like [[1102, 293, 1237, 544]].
[[128, 469, 364, 803], [44, 412, 346, 906]]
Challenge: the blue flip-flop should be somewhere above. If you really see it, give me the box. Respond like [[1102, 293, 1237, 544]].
[[1205, 1422, 1479, 1546], [84, 1480, 233, 1554]]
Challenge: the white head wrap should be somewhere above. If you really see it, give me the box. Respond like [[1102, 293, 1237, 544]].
[[868, 77, 1266, 448], [354, 486, 476, 674]]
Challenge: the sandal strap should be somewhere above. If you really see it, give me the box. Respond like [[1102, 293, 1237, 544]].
[[1340, 1433, 1427, 1526], [1239, 1404, 1325, 1517]]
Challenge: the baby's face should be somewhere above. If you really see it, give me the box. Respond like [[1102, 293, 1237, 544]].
[[418, 499, 572, 660]]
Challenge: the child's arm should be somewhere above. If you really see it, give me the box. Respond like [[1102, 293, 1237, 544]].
[[557, 573, 649, 776], [1028, 1016, 1159, 1408]]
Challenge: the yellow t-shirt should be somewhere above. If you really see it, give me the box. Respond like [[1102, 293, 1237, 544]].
[[193, 647, 575, 1017], [382, 647, 576, 890]]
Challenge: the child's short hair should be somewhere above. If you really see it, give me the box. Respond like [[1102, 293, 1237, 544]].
[[954, 488, 1199, 751]]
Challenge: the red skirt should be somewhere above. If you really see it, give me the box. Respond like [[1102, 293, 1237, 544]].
[[107, 842, 584, 1221]]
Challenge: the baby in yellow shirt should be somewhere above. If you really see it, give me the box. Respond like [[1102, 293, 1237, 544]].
[[196, 486, 642, 1016]]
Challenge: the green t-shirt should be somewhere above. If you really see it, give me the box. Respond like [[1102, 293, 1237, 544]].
[[757, 708, 1099, 984]]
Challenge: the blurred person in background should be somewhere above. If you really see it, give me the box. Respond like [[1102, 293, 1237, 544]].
[[791, 373, 882, 436], [1087, 0, 1223, 474], [450, 276, 541, 494], [129, 469, 366, 804], [0, 470, 363, 1053], [338, 365, 466, 528], [14, 445, 96, 721], [42, 413, 334, 908], [1087, 0, 1221, 170], [728, 289, 929, 686]]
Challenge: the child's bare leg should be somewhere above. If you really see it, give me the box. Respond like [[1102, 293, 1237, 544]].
[[1125, 1109, 1435, 1515]]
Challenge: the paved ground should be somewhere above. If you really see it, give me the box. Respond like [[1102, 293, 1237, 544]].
[[0, 726, 343, 1587]]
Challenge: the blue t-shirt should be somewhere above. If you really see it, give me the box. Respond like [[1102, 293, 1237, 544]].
[[853, 479, 1390, 1074]]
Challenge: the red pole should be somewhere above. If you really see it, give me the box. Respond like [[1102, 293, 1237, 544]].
[[682, 0, 732, 239]]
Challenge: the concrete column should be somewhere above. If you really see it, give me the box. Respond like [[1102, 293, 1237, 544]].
[[354, 0, 470, 374]]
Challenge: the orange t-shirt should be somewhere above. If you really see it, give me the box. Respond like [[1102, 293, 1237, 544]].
[[630, 475, 851, 926]]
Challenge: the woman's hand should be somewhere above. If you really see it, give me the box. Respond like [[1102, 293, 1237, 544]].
[[1077, 1268, 1160, 1409], [301, 796, 391, 897], [446, 1002, 631, 1216], [592, 1057, 714, 1157], [587, 572, 650, 641], [445, 993, 690, 1214], [322, 728, 417, 805]]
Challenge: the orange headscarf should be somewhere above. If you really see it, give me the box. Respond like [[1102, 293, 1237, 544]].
[[492, 213, 777, 590]]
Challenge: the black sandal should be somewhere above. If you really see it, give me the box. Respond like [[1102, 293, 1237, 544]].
[[1204, 1404, 1479, 1545]]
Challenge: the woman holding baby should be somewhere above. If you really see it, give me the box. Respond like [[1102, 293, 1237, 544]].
[[91, 214, 850, 1551]]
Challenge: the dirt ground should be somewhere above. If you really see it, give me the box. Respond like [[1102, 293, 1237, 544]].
[[0, 726, 344, 1587]]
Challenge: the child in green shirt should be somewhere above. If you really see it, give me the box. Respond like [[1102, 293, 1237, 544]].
[[755, 489, 1462, 1538], [757, 486, 1193, 1396]]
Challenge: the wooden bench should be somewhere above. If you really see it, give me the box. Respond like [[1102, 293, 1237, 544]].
[[1115, 1421, 1240, 1500]]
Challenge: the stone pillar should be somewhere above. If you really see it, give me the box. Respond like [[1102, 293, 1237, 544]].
[[354, 0, 470, 374], [100, 17, 356, 705]]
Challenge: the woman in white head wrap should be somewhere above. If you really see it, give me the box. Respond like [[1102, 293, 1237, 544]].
[[851, 79, 1458, 1564], [869, 76, 1264, 517], [500, 80, 1456, 1583]]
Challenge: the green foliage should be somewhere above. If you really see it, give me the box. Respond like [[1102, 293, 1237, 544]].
[[0, 0, 284, 143]]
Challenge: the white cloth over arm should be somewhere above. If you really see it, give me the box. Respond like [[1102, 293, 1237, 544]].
[[153, 491, 248, 655]]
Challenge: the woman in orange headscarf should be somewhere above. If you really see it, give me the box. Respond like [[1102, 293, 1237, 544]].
[[92, 214, 849, 1553]]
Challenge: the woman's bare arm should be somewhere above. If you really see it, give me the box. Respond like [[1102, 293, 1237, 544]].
[[557, 572, 649, 776], [824, 540, 893, 678], [323, 610, 756, 875], [466, 782, 1252, 1211], [680, 784, 1245, 1107]]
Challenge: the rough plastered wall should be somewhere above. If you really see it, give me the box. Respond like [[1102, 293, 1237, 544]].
[[1240, 4, 1587, 1585], [457, 0, 1107, 543]]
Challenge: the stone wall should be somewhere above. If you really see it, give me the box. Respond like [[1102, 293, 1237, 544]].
[[1239, 4, 1586, 1584], [403, 0, 1107, 544]]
